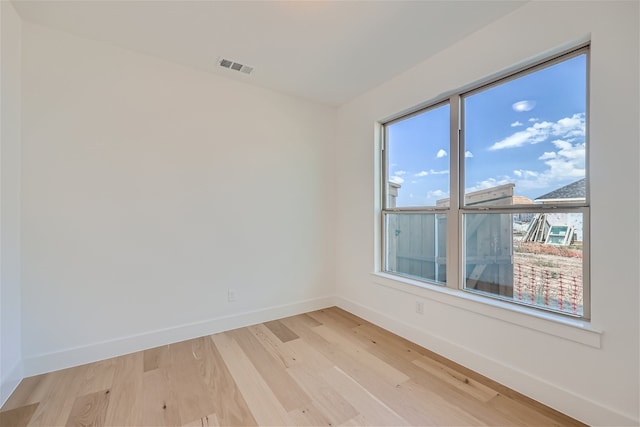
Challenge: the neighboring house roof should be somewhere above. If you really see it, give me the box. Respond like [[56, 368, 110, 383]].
[[535, 178, 586, 202]]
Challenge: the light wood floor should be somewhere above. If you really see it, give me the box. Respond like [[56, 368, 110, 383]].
[[1, 307, 585, 426]]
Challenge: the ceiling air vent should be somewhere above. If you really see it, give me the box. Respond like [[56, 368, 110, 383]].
[[218, 57, 254, 75]]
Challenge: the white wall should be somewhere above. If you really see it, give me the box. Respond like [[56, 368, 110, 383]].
[[0, 0, 23, 406], [335, 2, 639, 426], [21, 23, 336, 374]]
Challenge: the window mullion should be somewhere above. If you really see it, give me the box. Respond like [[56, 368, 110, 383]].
[[447, 95, 461, 290]]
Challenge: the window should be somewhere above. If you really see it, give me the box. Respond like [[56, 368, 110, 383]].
[[383, 103, 450, 284], [382, 45, 589, 318]]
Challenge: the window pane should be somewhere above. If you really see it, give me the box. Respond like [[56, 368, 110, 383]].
[[463, 54, 587, 207], [385, 213, 446, 284], [463, 212, 584, 316], [386, 104, 450, 208]]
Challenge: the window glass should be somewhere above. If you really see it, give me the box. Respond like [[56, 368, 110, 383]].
[[463, 212, 584, 316], [463, 54, 587, 207], [385, 213, 446, 284], [386, 104, 450, 208]]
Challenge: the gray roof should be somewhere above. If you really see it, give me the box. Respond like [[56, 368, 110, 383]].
[[535, 178, 586, 201]]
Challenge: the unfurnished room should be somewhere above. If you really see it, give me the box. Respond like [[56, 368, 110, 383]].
[[0, 1, 638, 426]]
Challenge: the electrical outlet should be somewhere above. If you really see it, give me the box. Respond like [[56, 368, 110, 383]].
[[415, 301, 424, 314], [228, 289, 237, 302]]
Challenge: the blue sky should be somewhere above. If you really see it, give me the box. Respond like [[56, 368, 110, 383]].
[[387, 54, 587, 207]]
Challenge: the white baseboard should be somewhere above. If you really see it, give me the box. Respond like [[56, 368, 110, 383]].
[[23, 295, 336, 378], [335, 296, 638, 427], [1, 359, 24, 408]]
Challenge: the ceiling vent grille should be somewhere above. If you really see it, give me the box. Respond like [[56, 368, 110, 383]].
[[218, 57, 253, 75]]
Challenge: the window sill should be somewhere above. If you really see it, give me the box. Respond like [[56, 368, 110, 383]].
[[371, 272, 602, 348]]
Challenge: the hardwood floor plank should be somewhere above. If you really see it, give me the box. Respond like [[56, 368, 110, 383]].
[[263, 319, 299, 343], [181, 412, 219, 427], [28, 364, 94, 426], [169, 339, 217, 425], [65, 389, 111, 427], [348, 324, 454, 387], [104, 352, 144, 427], [286, 403, 334, 427], [338, 414, 368, 426], [312, 324, 410, 386], [196, 335, 257, 427], [284, 335, 334, 372], [307, 308, 363, 330], [141, 365, 181, 426], [398, 379, 488, 426], [284, 315, 406, 389], [0, 403, 39, 427], [281, 312, 322, 328], [0, 375, 47, 412], [487, 394, 570, 426], [329, 307, 369, 326], [412, 354, 499, 402], [320, 366, 410, 426], [76, 359, 117, 397], [227, 327, 311, 411], [286, 364, 359, 426], [143, 345, 170, 372], [210, 332, 292, 426], [334, 370, 440, 426], [279, 315, 332, 351], [23, 373, 63, 426], [350, 322, 430, 364], [283, 329, 359, 424], [246, 324, 298, 369]]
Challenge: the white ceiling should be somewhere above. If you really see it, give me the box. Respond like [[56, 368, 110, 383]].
[[11, 0, 527, 106]]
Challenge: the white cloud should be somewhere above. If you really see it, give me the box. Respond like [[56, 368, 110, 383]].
[[513, 169, 539, 178], [512, 100, 536, 112], [553, 116, 585, 139], [551, 140, 585, 163], [489, 113, 585, 151], [412, 169, 449, 179], [394, 170, 407, 176], [465, 151, 474, 158], [529, 141, 585, 188], [528, 117, 539, 122], [429, 169, 449, 175], [510, 121, 523, 127], [436, 149, 447, 158], [489, 121, 552, 150], [470, 139, 585, 195], [538, 151, 556, 160], [389, 175, 404, 185]]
